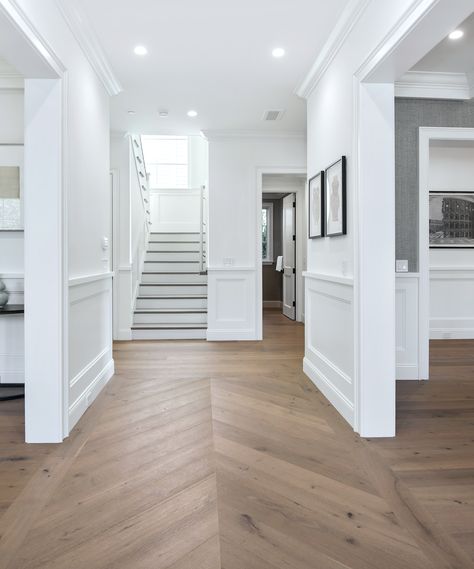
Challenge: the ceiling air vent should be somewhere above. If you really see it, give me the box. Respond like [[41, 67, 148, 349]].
[[262, 109, 285, 121]]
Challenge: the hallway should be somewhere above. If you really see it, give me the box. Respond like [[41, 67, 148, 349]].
[[0, 312, 473, 568]]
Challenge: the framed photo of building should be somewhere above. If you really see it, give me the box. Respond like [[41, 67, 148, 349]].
[[429, 191, 474, 248], [325, 156, 346, 237], [308, 171, 324, 238], [0, 144, 24, 231]]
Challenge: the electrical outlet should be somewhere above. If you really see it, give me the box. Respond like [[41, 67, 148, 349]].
[[396, 259, 409, 273]]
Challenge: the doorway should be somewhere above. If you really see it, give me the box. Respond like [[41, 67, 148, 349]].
[[259, 172, 306, 332]]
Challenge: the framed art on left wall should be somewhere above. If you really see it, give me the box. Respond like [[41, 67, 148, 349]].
[[325, 156, 346, 237], [308, 171, 324, 238]]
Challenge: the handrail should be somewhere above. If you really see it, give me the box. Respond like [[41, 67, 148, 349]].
[[130, 134, 152, 231], [199, 185, 207, 274]]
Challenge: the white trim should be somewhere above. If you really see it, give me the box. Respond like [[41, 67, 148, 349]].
[[263, 300, 282, 308], [207, 328, 255, 341], [296, 0, 371, 98], [54, 0, 122, 96], [395, 71, 470, 100], [303, 271, 354, 287], [0, 75, 23, 90], [68, 271, 114, 287], [208, 266, 255, 272], [68, 358, 114, 430], [303, 357, 354, 425], [202, 130, 306, 140]]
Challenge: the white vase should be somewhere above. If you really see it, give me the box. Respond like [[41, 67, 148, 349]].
[[0, 280, 9, 308]]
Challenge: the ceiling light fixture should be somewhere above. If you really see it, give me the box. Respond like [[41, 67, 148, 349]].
[[127, 110, 136, 115], [158, 110, 169, 118], [134, 45, 148, 55], [187, 110, 198, 118], [272, 47, 286, 58], [449, 29, 464, 40]]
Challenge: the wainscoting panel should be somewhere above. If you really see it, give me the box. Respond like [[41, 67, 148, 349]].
[[150, 189, 201, 233], [0, 274, 24, 383], [430, 267, 474, 339], [207, 268, 256, 340], [68, 273, 114, 429], [303, 272, 354, 426], [395, 275, 419, 380]]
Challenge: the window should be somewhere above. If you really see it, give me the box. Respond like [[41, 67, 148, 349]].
[[141, 136, 188, 189], [262, 203, 274, 263]]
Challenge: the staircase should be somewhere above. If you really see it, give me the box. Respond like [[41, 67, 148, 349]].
[[131, 232, 207, 339]]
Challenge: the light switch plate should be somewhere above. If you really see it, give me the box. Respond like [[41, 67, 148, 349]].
[[396, 259, 409, 273]]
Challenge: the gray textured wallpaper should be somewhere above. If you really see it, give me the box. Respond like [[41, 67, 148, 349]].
[[395, 98, 474, 271]]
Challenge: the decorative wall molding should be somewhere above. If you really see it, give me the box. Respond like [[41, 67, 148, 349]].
[[55, 0, 122, 96], [395, 71, 471, 100], [395, 275, 419, 380], [202, 129, 306, 140], [296, 0, 371, 98], [68, 271, 114, 287], [208, 266, 256, 272], [304, 274, 354, 426]]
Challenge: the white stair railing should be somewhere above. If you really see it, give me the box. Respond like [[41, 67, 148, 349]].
[[199, 185, 207, 274], [130, 134, 152, 231]]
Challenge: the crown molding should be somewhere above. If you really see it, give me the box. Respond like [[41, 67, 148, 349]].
[[296, 0, 371, 99], [201, 129, 306, 140], [55, 0, 122, 96], [0, 75, 23, 91], [395, 71, 471, 100]]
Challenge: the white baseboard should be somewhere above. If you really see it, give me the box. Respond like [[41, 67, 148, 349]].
[[430, 318, 474, 340], [303, 356, 353, 426], [396, 364, 419, 380], [116, 328, 132, 341], [68, 358, 114, 431], [263, 301, 282, 308], [207, 328, 256, 341]]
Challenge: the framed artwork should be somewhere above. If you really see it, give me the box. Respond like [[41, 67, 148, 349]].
[[308, 171, 324, 238], [0, 144, 24, 231], [325, 156, 346, 237], [429, 191, 474, 248]]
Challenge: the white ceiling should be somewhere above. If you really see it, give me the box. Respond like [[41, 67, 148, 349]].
[[412, 12, 474, 73], [77, 0, 349, 135]]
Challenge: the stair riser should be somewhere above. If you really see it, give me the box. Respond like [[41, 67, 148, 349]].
[[133, 312, 207, 325], [132, 329, 207, 340], [136, 297, 207, 309], [149, 233, 200, 242], [146, 251, 201, 262], [144, 261, 200, 272], [148, 242, 201, 252], [141, 273, 207, 284], [139, 284, 208, 295]]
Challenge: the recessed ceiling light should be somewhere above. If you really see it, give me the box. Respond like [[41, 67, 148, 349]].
[[272, 47, 286, 58], [134, 45, 148, 55], [449, 29, 464, 40], [158, 110, 169, 118], [187, 110, 198, 118], [127, 110, 136, 115]]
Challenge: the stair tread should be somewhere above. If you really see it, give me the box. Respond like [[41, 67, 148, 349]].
[[142, 271, 204, 274], [132, 323, 207, 330], [140, 282, 207, 286], [147, 250, 199, 253]]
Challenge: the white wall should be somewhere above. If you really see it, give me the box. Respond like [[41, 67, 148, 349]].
[[8, 0, 114, 437], [206, 134, 306, 340], [429, 142, 474, 339], [150, 189, 201, 233], [189, 135, 208, 188]]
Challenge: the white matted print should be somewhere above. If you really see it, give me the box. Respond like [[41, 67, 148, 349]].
[[325, 156, 346, 237], [308, 171, 324, 238]]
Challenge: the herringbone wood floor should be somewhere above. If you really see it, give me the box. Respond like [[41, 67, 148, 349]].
[[0, 310, 473, 568]]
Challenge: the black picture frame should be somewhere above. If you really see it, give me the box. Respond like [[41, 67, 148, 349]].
[[308, 171, 325, 239], [429, 190, 474, 248], [324, 156, 346, 237]]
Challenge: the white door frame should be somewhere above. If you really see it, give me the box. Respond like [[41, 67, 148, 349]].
[[351, 0, 473, 437], [0, 3, 68, 442], [256, 167, 307, 340], [418, 127, 474, 381]]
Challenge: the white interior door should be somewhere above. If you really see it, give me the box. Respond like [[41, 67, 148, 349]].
[[282, 194, 296, 320]]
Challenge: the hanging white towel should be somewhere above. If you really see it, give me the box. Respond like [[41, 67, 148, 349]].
[[275, 256, 283, 272]]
